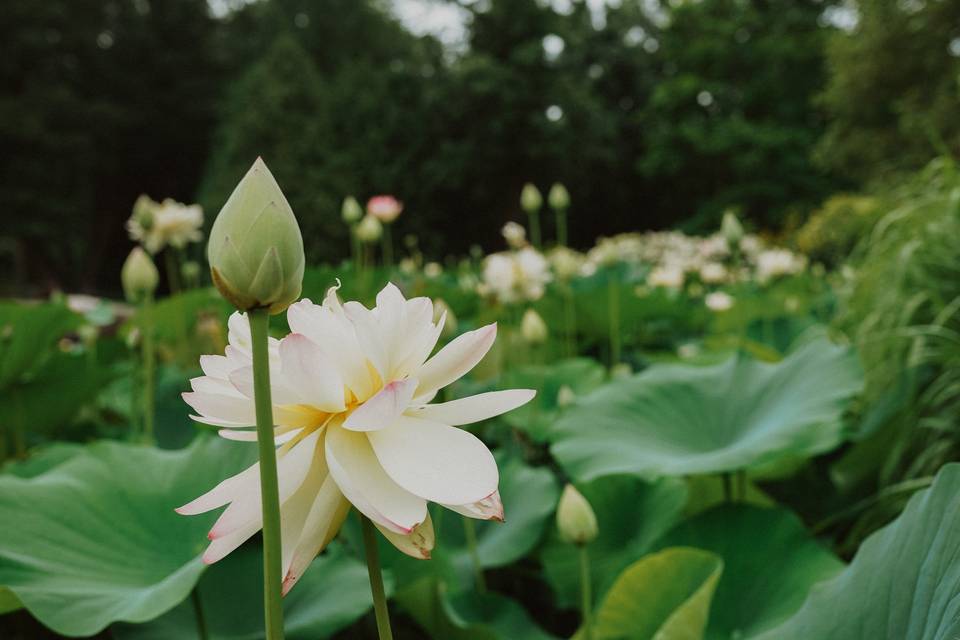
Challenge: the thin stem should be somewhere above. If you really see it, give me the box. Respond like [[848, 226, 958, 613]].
[[555, 208, 567, 247], [736, 470, 747, 502], [579, 545, 593, 640], [722, 473, 732, 503], [141, 294, 156, 445], [381, 224, 394, 269], [248, 308, 285, 640], [351, 225, 361, 270], [462, 516, 486, 592], [12, 388, 26, 458], [191, 588, 209, 640], [361, 514, 394, 640], [607, 275, 621, 368], [164, 249, 182, 294], [563, 283, 577, 357], [528, 209, 542, 249]]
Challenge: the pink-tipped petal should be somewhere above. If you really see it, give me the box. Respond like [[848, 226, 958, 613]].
[[208, 431, 320, 538], [443, 490, 504, 521], [414, 323, 497, 398], [406, 389, 535, 425], [376, 512, 435, 560], [368, 416, 498, 506], [343, 379, 418, 432], [324, 425, 427, 534], [175, 463, 260, 515]]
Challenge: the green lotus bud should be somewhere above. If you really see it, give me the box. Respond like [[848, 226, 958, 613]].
[[341, 196, 363, 224], [355, 214, 383, 243], [557, 484, 598, 545], [548, 183, 570, 211], [721, 209, 744, 248], [520, 183, 542, 213], [521, 308, 548, 344], [207, 158, 305, 315], [121, 247, 159, 302]]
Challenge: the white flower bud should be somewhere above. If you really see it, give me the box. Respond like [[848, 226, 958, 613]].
[[520, 183, 543, 213], [557, 385, 576, 408], [341, 196, 363, 224], [355, 214, 383, 243], [548, 183, 570, 210], [557, 484, 598, 545], [521, 308, 548, 344], [721, 210, 744, 248], [121, 247, 159, 302]]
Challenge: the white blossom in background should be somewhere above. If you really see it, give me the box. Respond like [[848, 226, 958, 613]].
[[480, 247, 552, 304], [705, 291, 735, 312], [699, 262, 728, 284], [423, 262, 443, 279], [548, 246, 587, 281], [755, 249, 806, 283], [127, 197, 204, 254], [647, 264, 685, 290], [178, 283, 535, 593], [501, 222, 527, 249]]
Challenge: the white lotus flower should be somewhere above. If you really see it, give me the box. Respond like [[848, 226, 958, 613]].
[[705, 291, 734, 311], [755, 249, 806, 283], [699, 262, 728, 284], [481, 247, 552, 304], [501, 221, 527, 249], [647, 264, 685, 290], [177, 283, 534, 594], [128, 198, 204, 254]]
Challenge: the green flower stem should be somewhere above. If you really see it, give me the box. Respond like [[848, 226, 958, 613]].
[[141, 294, 156, 445], [164, 249, 182, 294], [12, 388, 26, 458], [381, 224, 394, 269], [191, 587, 209, 640], [248, 307, 285, 640], [351, 226, 361, 270], [361, 514, 394, 640], [579, 545, 593, 640], [722, 472, 733, 503], [463, 516, 486, 593], [563, 283, 577, 357], [607, 275, 621, 367], [528, 209, 542, 249], [555, 207, 568, 247]]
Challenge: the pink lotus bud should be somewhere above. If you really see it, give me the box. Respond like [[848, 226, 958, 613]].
[[367, 195, 403, 223]]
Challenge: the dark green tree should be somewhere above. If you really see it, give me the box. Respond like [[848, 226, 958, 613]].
[[637, 0, 837, 230], [0, 0, 222, 293], [816, 0, 960, 182]]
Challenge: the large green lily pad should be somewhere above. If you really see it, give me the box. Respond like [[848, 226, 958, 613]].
[[593, 547, 723, 640], [756, 463, 960, 639], [0, 436, 253, 636], [541, 475, 688, 608], [551, 338, 863, 481], [113, 542, 382, 639], [0, 301, 80, 388], [654, 505, 843, 639]]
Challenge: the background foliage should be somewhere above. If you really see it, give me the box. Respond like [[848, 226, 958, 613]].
[[8, 0, 958, 295]]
